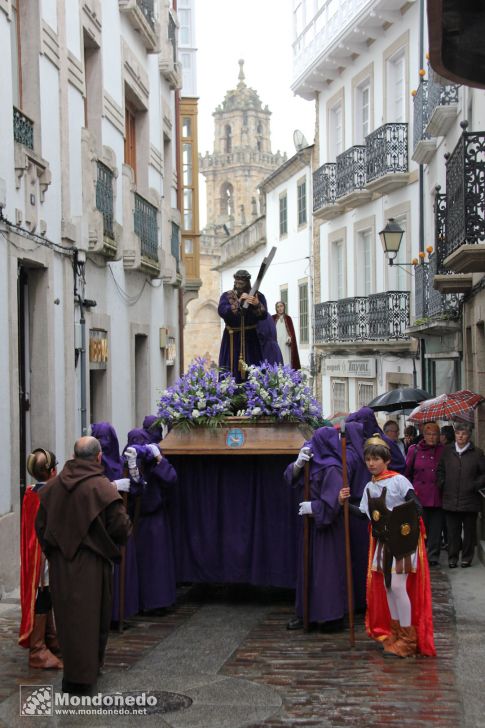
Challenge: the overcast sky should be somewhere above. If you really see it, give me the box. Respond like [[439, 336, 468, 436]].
[[195, 0, 315, 224]]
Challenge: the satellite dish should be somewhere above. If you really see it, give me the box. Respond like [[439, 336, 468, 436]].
[[293, 129, 309, 152]]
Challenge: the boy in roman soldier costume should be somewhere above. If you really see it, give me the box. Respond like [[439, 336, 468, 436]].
[[340, 435, 435, 658]]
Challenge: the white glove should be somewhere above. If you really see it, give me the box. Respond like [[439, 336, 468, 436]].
[[298, 501, 313, 516], [146, 443, 161, 460], [295, 446, 312, 470], [125, 446, 137, 469], [113, 478, 130, 493]]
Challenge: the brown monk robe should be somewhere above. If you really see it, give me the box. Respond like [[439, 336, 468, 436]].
[[36, 436, 131, 695]]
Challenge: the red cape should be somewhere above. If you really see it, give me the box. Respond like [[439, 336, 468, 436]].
[[365, 519, 436, 656], [271, 314, 301, 369], [19, 486, 42, 648]]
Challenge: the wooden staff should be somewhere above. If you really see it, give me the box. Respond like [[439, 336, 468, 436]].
[[303, 460, 311, 632], [340, 424, 355, 647], [118, 491, 128, 633]]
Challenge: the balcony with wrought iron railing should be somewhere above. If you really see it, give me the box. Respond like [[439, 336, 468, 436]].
[[365, 123, 409, 194], [412, 81, 437, 164], [13, 107, 34, 150], [118, 0, 158, 51], [336, 145, 371, 207], [313, 163, 341, 220], [134, 192, 159, 262], [426, 67, 460, 138], [96, 162, 115, 241], [430, 187, 473, 294], [442, 122, 485, 273], [314, 291, 411, 351]]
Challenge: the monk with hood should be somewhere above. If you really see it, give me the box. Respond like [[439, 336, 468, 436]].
[[36, 436, 131, 696]]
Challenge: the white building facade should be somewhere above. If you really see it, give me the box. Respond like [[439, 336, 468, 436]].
[[0, 0, 183, 591], [292, 0, 427, 419]]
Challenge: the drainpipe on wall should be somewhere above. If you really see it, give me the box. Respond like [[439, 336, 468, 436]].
[[73, 249, 88, 435], [173, 0, 184, 376]]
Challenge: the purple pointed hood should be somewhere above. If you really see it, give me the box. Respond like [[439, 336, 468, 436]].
[[345, 407, 405, 473], [91, 421, 124, 480], [142, 415, 163, 444]]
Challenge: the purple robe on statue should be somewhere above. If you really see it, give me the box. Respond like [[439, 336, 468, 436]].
[[284, 427, 347, 624], [91, 422, 140, 621], [256, 315, 283, 366], [218, 290, 278, 381], [127, 429, 178, 611]]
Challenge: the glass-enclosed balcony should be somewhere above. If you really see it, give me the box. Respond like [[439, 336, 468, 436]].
[[95, 162, 115, 240]]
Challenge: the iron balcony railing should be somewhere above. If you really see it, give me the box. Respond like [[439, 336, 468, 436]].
[[444, 125, 485, 259], [134, 193, 158, 261], [336, 145, 366, 198], [136, 0, 155, 28], [366, 123, 408, 183], [95, 162, 115, 240], [414, 255, 461, 321], [427, 67, 459, 118], [168, 13, 177, 63], [314, 291, 410, 344], [13, 106, 34, 150], [313, 163, 337, 211], [413, 81, 431, 150]]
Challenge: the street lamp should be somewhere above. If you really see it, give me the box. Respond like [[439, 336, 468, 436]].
[[379, 218, 404, 265]]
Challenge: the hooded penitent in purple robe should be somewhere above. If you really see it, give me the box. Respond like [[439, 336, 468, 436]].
[[90, 423, 139, 622], [142, 415, 163, 444], [91, 422, 124, 481], [345, 407, 406, 474], [284, 427, 347, 624], [127, 429, 178, 611]]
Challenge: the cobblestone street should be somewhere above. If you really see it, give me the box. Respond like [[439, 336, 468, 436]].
[[1, 561, 483, 728]]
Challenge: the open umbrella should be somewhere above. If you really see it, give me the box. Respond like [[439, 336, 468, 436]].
[[408, 390, 485, 424], [367, 387, 432, 413]]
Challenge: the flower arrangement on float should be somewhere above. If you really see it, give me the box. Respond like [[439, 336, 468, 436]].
[[157, 358, 321, 430]]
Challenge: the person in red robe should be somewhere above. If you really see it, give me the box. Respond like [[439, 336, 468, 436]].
[[19, 448, 63, 669], [272, 301, 301, 370]]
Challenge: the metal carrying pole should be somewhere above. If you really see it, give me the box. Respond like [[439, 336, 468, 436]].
[[341, 424, 355, 647], [303, 460, 311, 632]]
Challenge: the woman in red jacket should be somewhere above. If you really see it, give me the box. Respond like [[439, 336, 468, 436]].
[[272, 302, 301, 370], [405, 421, 444, 566]]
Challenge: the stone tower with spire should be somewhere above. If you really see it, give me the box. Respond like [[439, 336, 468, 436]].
[[183, 62, 284, 369], [200, 59, 284, 235]]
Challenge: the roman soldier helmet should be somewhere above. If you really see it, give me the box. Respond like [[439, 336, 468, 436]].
[[364, 434, 390, 450], [234, 269, 251, 280]]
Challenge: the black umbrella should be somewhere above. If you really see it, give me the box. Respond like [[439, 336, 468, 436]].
[[367, 387, 432, 412]]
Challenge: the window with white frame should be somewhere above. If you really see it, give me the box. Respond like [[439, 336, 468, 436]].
[[355, 81, 370, 144], [279, 286, 288, 309], [331, 379, 348, 414], [358, 381, 376, 408], [279, 192, 288, 237], [178, 8, 191, 45], [297, 177, 307, 227], [331, 239, 345, 300], [329, 102, 343, 162], [387, 50, 406, 122], [356, 229, 372, 296], [298, 280, 309, 344]]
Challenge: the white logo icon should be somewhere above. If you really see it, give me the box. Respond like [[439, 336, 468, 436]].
[[20, 685, 53, 716]]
